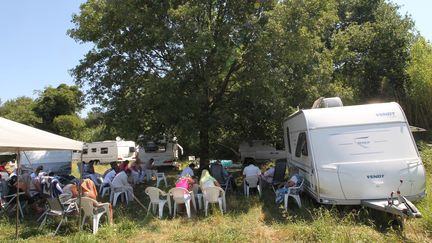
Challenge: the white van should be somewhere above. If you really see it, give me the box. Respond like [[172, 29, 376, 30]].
[[82, 139, 136, 164], [239, 140, 284, 162], [283, 100, 426, 207], [137, 138, 183, 167], [20, 150, 73, 175]]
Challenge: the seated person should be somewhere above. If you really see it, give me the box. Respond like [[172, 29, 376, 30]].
[[81, 178, 98, 200], [199, 169, 220, 189], [103, 161, 119, 178], [260, 166, 275, 184], [83, 160, 102, 186], [30, 165, 44, 180], [129, 161, 145, 184], [103, 166, 118, 186], [111, 169, 134, 201], [175, 174, 195, 191], [275, 169, 302, 203], [61, 183, 78, 201], [143, 158, 157, 181], [180, 163, 195, 177], [119, 160, 130, 172], [242, 160, 261, 177]]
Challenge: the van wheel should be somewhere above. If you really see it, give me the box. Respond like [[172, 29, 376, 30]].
[[390, 217, 404, 231]]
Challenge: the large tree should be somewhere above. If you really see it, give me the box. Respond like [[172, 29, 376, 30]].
[[69, 0, 417, 165], [33, 83, 84, 131], [70, 0, 279, 166], [0, 96, 41, 126]]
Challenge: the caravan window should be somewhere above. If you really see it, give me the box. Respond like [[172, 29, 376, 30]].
[[101, 148, 108, 154], [286, 127, 292, 154], [129, 147, 136, 153], [91, 148, 97, 153], [83, 149, 88, 155], [295, 132, 308, 157], [144, 141, 167, 153]]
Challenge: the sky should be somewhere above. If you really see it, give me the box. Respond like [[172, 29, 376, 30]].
[[0, 0, 431, 115]]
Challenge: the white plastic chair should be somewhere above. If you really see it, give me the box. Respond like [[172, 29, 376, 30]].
[[110, 185, 129, 207], [99, 182, 111, 198], [202, 187, 226, 216], [145, 187, 171, 218], [284, 178, 304, 210], [244, 176, 261, 197], [168, 187, 196, 218], [80, 196, 112, 234], [156, 172, 168, 188]]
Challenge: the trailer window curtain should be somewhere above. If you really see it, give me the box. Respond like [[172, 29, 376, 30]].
[[295, 132, 308, 157]]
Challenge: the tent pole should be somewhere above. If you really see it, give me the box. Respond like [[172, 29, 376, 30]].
[[78, 152, 83, 231], [15, 151, 20, 238]]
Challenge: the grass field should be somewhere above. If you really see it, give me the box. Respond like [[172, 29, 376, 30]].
[[1, 145, 432, 242]]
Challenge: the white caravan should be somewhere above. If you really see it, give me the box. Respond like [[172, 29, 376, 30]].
[[239, 140, 284, 162], [283, 101, 425, 214], [82, 139, 136, 164], [20, 150, 73, 175], [137, 138, 183, 167]]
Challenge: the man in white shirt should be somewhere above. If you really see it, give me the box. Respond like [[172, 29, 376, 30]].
[[111, 169, 133, 201], [103, 169, 117, 184], [243, 161, 261, 177], [180, 163, 195, 177]]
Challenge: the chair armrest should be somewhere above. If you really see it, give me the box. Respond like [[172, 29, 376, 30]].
[[4, 192, 26, 198]]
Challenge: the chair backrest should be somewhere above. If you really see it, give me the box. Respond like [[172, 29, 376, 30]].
[[289, 176, 304, 194], [168, 187, 190, 203], [209, 163, 226, 185], [272, 159, 287, 184], [145, 187, 164, 203], [203, 187, 223, 203], [80, 196, 96, 216], [245, 176, 259, 188], [192, 183, 200, 195], [47, 197, 64, 212]]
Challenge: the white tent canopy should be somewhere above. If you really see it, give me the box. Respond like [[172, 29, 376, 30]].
[[0, 117, 83, 152]]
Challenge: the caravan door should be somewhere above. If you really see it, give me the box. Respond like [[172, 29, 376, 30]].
[[311, 122, 425, 201]]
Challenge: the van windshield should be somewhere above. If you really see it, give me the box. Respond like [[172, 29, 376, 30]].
[[310, 123, 418, 163]]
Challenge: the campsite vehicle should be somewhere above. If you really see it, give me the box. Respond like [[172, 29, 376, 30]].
[[82, 138, 136, 164], [137, 137, 183, 167], [283, 98, 425, 219], [239, 140, 284, 163], [20, 150, 73, 175]]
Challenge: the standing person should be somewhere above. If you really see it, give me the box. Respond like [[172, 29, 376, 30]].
[[111, 169, 134, 201]]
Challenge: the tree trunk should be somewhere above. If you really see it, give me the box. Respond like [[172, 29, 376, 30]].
[[199, 104, 210, 170]]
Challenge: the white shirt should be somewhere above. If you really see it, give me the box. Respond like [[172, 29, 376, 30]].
[[111, 171, 130, 188], [103, 170, 116, 184], [243, 164, 261, 177], [180, 167, 194, 177]]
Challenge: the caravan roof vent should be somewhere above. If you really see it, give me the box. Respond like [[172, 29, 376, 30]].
[[312, 97, 343, 109]]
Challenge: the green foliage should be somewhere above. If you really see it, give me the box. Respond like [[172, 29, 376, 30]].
[[33, 84, 84, 131], [0, 96, 41, 126], [53, 114, 86, 140], [404, 37, 432, 129], [69, 0, 420, 164]]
